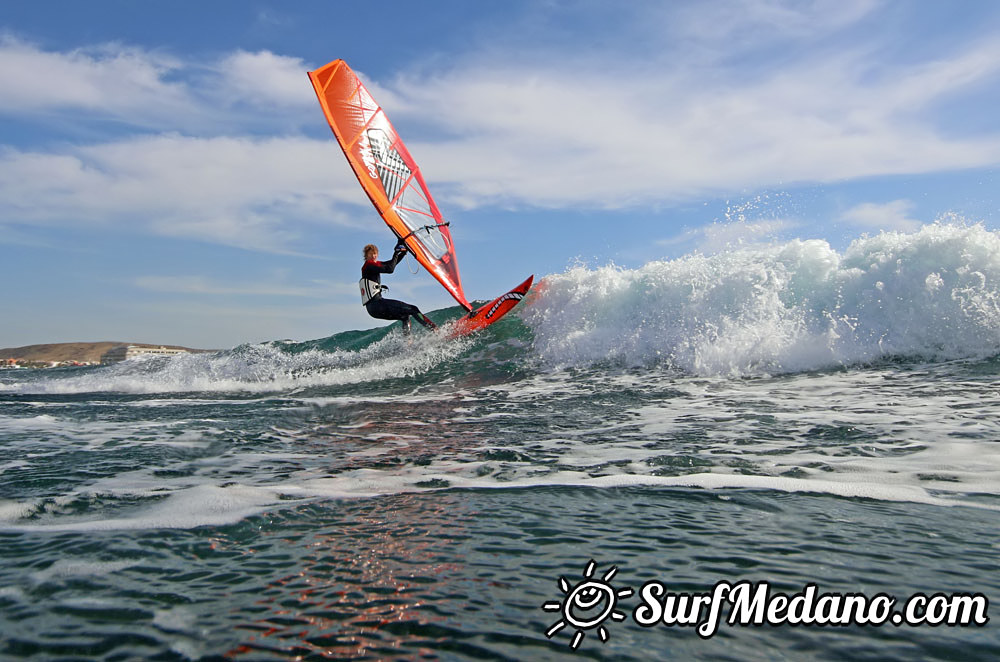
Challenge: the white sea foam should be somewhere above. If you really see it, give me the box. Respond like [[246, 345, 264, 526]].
[[0, 498, 38, 522], [523, 222, 1000, 375], [267, 466, 1000, 512], [153, 606, 198, 634], [0, 413, 218, 451], [30, 559, 141, 583], [1, 484, 295, 532], [4, 328, 471, 395]]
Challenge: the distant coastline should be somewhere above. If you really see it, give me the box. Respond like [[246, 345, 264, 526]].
[[0, 342, 215, 366]]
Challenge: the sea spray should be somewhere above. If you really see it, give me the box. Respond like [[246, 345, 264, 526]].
[[523, 223, 1000, 376]]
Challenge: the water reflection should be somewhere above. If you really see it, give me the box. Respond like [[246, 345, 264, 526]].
[[224, 493, 472, 659]]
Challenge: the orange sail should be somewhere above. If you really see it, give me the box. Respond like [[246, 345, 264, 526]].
[[308, 59, 472, 311]]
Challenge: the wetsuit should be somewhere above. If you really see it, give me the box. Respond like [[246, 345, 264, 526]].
[[360, 244, 436, 331]]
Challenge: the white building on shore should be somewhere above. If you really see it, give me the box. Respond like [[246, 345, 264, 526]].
[[101, 345, 190, 364]]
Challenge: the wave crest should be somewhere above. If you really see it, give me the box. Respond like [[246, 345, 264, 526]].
[[522, 223, 1000, 375]]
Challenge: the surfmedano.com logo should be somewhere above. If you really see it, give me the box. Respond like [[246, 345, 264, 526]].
[[542, 560, 634, 650], [541, 560, 989, 651]]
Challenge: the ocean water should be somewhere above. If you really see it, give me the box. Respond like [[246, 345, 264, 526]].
[[1, 223, 999, 660]]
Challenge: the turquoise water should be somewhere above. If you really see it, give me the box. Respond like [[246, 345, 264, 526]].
[[2, 224, 999, 659]]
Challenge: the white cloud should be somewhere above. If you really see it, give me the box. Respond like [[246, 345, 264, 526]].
[[838, 199, 923, 232], [0, 37, 316, 132], [216, 50, 315, 109], [0, 135, 364, 253], [0, 41, 377, 254], [0, 36, 194, 125], [390, 34, 1000, 210]]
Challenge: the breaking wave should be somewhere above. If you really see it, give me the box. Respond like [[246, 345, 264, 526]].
[[525, 222, 1000, 376]]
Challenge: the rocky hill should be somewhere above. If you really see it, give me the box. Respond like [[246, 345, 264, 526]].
[[0, 342, 209, 364]]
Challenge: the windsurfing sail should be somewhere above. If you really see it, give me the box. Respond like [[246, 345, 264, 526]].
[[308, 59, 472, 311]]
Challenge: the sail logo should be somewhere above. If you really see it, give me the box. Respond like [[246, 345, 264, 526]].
[[358, 132, 379, 179], [366, 129, 410, 202], [486, 291, 524, 319]]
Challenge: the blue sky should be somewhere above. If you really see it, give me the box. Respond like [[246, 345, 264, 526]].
[[2, 0, 1000, 349]]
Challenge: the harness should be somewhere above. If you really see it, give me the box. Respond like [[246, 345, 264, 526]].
[[359, 277, 385, 305]]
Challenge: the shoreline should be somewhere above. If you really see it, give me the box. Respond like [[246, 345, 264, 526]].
[[0, 341, 215, 365]]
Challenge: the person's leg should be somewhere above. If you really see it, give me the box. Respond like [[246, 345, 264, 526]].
[[388, 300, 436, 330], [396, 302, 436, 329], [369, 298, 434, 330]]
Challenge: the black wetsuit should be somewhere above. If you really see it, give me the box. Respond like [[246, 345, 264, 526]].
[[362, 248, 435, 330]]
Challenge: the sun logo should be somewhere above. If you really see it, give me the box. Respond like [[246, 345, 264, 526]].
[[542, 560, 634, 650]]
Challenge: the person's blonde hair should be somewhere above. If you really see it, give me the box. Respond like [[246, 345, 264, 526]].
[[363, 244, 378, 260]]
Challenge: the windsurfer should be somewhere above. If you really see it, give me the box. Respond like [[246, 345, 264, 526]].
[[360, 241, 437, 332]]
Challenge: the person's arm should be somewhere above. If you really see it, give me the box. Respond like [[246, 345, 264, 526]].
[[379, 241, 407, 273]]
